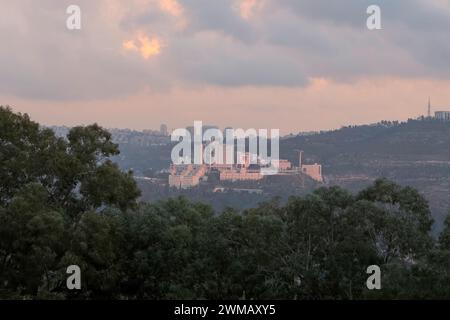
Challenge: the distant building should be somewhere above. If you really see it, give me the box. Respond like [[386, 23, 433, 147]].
[[169, 164, 207, 189], [427, 98, 450, 121], [435, 111, 450, 121], [297, 150, 324, 182], [168, 150, 323, 186], [160, 124, 168, 136], [219, 168, 263, 181], [271, 159, 292, 171], [301, 164, 323, 182]]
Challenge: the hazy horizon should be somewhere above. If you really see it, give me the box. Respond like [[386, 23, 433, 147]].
[[21, 105, 433, 136], [2, 1, 450, 133]]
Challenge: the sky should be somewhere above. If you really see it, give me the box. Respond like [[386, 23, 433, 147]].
[[1, 0, 450, 134]]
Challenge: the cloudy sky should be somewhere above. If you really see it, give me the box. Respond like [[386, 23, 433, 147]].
[[1, 0, 450, 134]]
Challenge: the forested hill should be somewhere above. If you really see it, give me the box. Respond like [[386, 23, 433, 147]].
[[282, 119, 450, 163], [51, 118, 450, 230], [5, 106, 450, 299], [280, 118, 450, 230]]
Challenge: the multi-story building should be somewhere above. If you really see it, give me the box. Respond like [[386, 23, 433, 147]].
[[169, 164, 207, 189], [219, 166, 263, 181], [435, 111, 450, 121], [168, 150, 323, 186]]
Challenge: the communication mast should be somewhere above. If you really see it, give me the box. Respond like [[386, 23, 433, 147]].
[[428, 97, 431, 118]]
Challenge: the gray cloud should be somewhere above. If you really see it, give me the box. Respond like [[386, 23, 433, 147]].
[[0, 0, 449, 100]]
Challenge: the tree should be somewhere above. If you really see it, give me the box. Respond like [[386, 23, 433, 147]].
[[0, 106, 140, 216], [0, 106, 140, 298], [357, 179, 433, 262], [2, 106, 449, 299], [0, 183, 65, 298]]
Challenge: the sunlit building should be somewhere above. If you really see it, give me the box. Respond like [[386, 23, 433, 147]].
[[219, 166, 263, 181], [169, 164, 207, 189], [301, 164, 323, 182], [298, 150, 324, 182], [271, 159, 292, 171]]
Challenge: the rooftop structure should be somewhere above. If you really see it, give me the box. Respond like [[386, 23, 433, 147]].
[[168, 164, 207, 189], [297, 150, 324, 182], [426, 98, 450, 121], [435, 111, 450, 121]]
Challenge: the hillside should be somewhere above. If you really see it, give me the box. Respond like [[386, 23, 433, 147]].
[[280, 119, 450, 231], [54, 118, 450, 231]]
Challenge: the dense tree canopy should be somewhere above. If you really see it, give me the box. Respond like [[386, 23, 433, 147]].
[[0, 106, 140, 298], [1, 106, 450, 299]]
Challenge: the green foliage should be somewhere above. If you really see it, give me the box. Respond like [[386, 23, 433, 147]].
[[2, 106, 450, 299], [0, 183, 65, 297], [0, 106, 140, 298]]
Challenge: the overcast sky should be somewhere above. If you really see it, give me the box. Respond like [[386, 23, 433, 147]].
[[1, 0, 450, 134]]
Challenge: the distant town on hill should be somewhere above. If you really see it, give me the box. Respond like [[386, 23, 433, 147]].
[[50, 115, 450, 233]]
